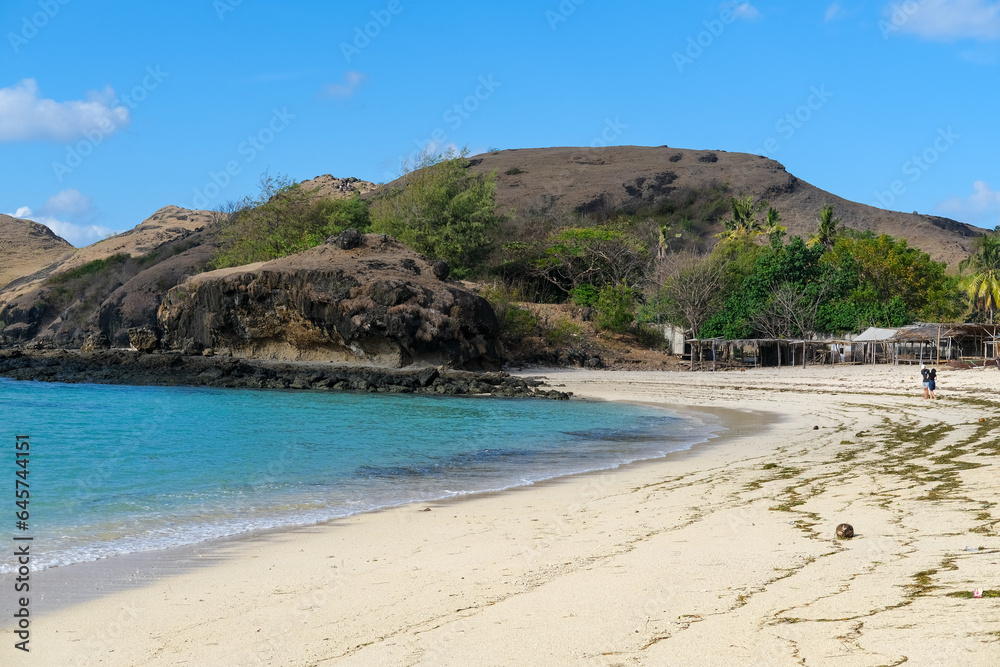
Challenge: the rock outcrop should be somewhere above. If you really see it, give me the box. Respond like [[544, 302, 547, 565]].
[[0, 349, 569, 398], [157, 232, 501, 370], [0, 206, 216, 347], [297, 175, 376, 200]]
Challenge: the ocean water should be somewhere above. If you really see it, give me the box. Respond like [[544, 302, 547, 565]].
[[0, 378, 722, 572]]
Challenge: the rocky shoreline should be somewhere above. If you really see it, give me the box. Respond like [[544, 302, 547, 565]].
[[0, 348, 571, 399]]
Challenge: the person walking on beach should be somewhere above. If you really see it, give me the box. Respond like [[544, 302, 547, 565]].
[[920, 364, 937, 400]]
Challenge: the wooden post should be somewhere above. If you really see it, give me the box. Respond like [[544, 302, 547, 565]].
[[803, 341, 807, 368], [936, 326, 942, 364]]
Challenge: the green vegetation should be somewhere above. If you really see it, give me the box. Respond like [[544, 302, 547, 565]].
[[369, 150, 503, 279], [544, 318, 584, 346], [958, 231, 1000, 323], [809, 203, 840, 250], [47, 254, 132, 284], [479, 282, 537, 344], [716, 195, 785, 244], [210, 174, 369, 270], [593, 283, 638, 333], [188, 159, 984, 351], [41, 250, 178, 330], [947, 590, 999, 598], [694, 224, 963, 339]]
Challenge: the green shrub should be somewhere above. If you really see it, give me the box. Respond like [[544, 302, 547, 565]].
[[569, 283, 598, 307], [211, 175, 371, 270], [369, 149, 503, 279], [502, 305, 538, 343], [47, 254, 131, 284], [594, 283, 637, 333], [480, 282, 539, 343], [544, 318, 583, 346]]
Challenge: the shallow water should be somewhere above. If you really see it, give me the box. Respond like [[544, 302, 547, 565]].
[[0, 378, 721, 572]]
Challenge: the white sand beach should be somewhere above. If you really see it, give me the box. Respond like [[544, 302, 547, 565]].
[[8, 364, 1000, 666]]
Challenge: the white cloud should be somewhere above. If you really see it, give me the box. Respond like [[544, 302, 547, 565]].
[[0, 79, 130, 142], [39, 189, 96, 217], [884, 0, 1000, 41], [825, 2, 847, 21], [728, 2, 761, 20], [8, 194, 116, 247], [938, 180, 1000, 228], [323, 71, 368, 99]]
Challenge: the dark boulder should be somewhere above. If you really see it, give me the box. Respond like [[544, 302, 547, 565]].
[[432, 260, 450, 281], [158, 234, 501, 370], [128, 326, 160, 353]]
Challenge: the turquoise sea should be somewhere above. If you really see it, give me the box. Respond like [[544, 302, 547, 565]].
[[0, 378, 721, 573]]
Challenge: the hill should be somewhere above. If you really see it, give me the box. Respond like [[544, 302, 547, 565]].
[[0, 215, 74, 289], [460, 146, 982, 267], [0, 148, 989, 352]]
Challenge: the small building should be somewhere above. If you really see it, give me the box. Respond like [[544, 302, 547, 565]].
[[659, 323, 688, 356], [685, 337, 851, 370], [686, 323, 1000, 370]]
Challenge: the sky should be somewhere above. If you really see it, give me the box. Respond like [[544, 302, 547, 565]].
[[1, 0, 999, 246]]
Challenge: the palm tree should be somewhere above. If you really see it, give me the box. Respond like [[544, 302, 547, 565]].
[[763, 207, 786, 243], [810, 204, 840, 250], [717, 195, 768, 241], [959, 233, 1000, 324]]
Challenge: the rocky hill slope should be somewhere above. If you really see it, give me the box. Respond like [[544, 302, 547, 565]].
[[0, 215, 74, 289], [461, 146, 982, 267]]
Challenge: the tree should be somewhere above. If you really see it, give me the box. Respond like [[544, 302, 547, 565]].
[[809, 204, 840, 250], [716, 195, 783, 244], [763, 206, 786, 243], [751, 282, 827, 339], [717, 195, 765, 240], [369, 149, 503, 278], [525, 225, 652, 297], [656, 252, 727, 337], [958, 233, 1000, 323]]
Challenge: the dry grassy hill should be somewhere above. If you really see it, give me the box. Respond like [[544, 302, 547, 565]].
[[461, 146, 982, 268], [0, 215, 74, 289]]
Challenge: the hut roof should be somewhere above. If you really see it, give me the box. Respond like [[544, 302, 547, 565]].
[[854, 327, 900, 342], [891, 323, 1000, 341]]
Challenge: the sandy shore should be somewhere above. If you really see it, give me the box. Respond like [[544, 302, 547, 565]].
[[5, 364, 1000, 665]]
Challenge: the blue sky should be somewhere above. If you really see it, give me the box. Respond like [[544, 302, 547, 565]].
[[1, 0, 999, 246]]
